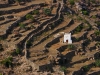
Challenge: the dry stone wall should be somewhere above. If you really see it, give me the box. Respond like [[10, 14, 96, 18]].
[[34, 19, 72, 46], [0, 7, 40, 38], [0, 3, 43, 15], [19, 3, 61, 49]]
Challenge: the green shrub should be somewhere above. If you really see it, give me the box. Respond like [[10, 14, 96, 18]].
[[59, 18, 63, 21], [96, 42, 100, 46], [32, 10, 39, 15], [82, 65, 90, 72], [92, 15, 96, 19], [95, 21, 100, 26], [94, 30, 100, 36], [82, 10, 89, 15], [94, 59, 100, 67], [77, 16, 83, 21], [60, 66, 66, 72], [74, 25, 83, 33], [0, 56, 13, 68], [25, 14, 34, 21], [26, 41, 32, 48], [0, 37, 5, 41], [30, 24, 36, 29], [19, 23, 25, 29], [11, 48, 21, 56], [15, 48, 21, 54], [67, 44, 75, 50], [69, 0, 75, 5], [43, 8, 51, 16]]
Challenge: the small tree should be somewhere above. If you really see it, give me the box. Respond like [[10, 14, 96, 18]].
[[94, 30, 100, 36], [67, 44, 74, 50], [32, 10, 39, 15], [82, 10, 89, 15], [69, 0, 75, 6], [25, 14, 34, 21], [82, 65, 90, 72], [43, 8, 51, 16], [15, 48, 21, 55], [26, 40, 32, 48], [19, 23, 25, 29], [60, 66, 66, 72], [94, 59, 100, 67], [0, 56, 13, 68], [95, 21, 100, 26], [74, 25, 83, 33]]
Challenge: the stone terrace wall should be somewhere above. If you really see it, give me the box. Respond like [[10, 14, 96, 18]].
[[23, 3, 61, 59], [0, 4, 9, 8], [34, 19, 72, 47], [0, 7, 40, 38], [18, 3, 61, 48], [0, 3, 43, 15]]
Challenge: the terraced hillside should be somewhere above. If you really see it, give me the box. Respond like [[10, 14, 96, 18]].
[[0, 0, 100, 75]]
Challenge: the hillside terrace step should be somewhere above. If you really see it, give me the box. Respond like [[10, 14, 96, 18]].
[[0, 7, 40, 38], [0, 0, 44, 15], [28, 5, 67, 48], [22, 3, 61, 49], [29, 55, 48, 62], [45, 22, 82, 48], [26, 3, 62, 60], [33, 19, 72, 47], [0, 19, 16, 25], [0, 20, 16, 35]]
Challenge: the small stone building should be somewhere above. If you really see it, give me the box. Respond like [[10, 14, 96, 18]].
[[63, 33, 72, 44]]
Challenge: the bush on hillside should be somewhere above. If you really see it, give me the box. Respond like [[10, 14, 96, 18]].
[[0, 56, 13, 68], [69, 0, 75, 5], [25, 14, 34, 21], [43, 8, 51, 16]]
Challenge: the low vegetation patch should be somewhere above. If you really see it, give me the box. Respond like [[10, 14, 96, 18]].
[[94, 59, 100, 67], [74, 25, 83, 33], [11, 48, 22, 56], [69, 0, 75, 6], [32, 10, 39, 15], [0, 56, 13, 68], [25, 14, 34, 21], [95, 21, 100, 27], [94, 30, 100, 36], [60, 66, 67, 72], [26, 40, 32, 48], [43, 8, 51, 16], [82, 10, 89, 15], [82, 65, 90, 72], [67, 44, 75, 50], [19, 23, 25, 29]]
